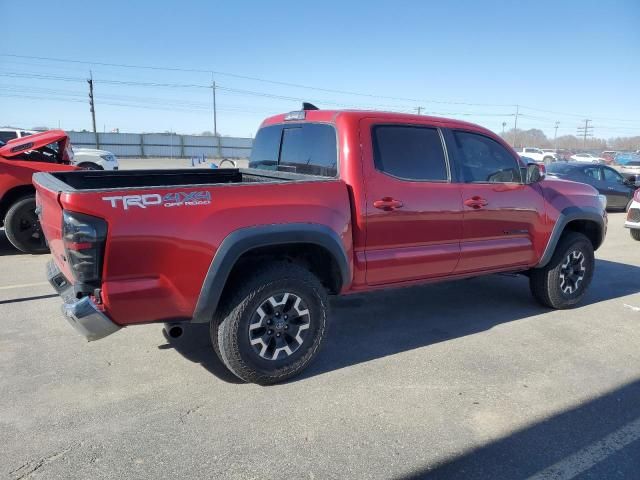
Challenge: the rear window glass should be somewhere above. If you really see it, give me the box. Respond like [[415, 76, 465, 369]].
[[249, 123, 337, 177], [546, 163, 575, 174]]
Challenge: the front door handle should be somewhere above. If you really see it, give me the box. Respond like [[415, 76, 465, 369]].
[[373, 197, 404, 211], [464, 196, 488, 209]]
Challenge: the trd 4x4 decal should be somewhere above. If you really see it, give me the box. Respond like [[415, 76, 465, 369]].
[[103, 191, 211, 210]]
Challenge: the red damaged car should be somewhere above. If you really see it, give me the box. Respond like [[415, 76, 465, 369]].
[[0, 130, 77, 253], [34, 107, 607, 384]]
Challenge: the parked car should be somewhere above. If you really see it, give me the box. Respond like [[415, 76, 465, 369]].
[[72, 147, 119, 170], [601, 151, 618, 164], [546, 162, 636, 210], [613, 153, 640, 184], [625, 189, 640, 241], [541, 149, 560, 161], [570, 153, 605, 163], [555, 149, 574, 161], [0, 128, 119, 170], [516, 147, 556, 163], [0, 130, 78, 253], [34, 107, 607, 384]]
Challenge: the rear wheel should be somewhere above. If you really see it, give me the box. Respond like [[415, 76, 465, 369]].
[[529, 232, 594, 309], [631, 229, 640, 241], [4, 196, 49, 254], [212, 262, 328, 385]]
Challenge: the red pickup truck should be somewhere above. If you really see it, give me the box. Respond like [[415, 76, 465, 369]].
[[1, 130, 77, 253], [34, 107, 607, 384]]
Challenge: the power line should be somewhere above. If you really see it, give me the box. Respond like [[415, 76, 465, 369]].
[[0, 53, 516, 107], [577, 119, 594, 146]]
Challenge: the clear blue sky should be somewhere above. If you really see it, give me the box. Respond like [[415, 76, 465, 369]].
[[1, 0, 638, 139]]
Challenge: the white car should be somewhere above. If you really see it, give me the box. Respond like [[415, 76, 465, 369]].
[[72, 147, 119, 170], [0, 127, 119, 170], [570, 153, 605, 163], [516, 147, 556, 163]]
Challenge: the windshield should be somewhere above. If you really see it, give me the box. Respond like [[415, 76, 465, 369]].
[[615, 153, 640, 165]]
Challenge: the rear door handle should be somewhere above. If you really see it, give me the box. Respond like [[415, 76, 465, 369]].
[[373, 197, 403, 211], [464, 196, 488, 209]]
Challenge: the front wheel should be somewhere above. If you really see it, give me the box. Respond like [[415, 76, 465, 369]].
[[4, 196, 49, 254], [529, 232, 594, 309], [212, 262, 328, 385], [631, 229, 640, 241]]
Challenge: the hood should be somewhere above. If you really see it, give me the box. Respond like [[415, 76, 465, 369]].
[[538, 177, 603, 213], [73, 147, 113, 156], [0, 129, 71, 159]]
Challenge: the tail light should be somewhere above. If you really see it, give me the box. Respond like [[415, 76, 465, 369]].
[[62, 211, 107, 293]]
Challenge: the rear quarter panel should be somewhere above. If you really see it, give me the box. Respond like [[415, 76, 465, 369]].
[[58, 179, 352, 325]]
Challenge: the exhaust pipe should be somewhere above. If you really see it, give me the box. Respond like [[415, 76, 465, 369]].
[[163, 323, 184, 339]]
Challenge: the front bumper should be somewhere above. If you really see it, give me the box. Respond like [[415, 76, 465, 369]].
[[47, 260, 120, 341]]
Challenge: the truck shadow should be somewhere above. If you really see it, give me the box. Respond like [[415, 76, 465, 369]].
[[165, 259, 640, 384], [395, 378, 640, 479], [0, 230, 21, 256]]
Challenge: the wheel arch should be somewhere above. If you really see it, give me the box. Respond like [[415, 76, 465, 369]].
[[536, 206, 605, 268], [76, 162, 103, 170], [191, 224, 350, 324], [0, 184, 35, 225]]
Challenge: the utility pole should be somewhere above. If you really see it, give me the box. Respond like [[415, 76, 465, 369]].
[[553, 121, 560, 149], [211, 72, 221, 158], [577, 119, 593, 148], [513, 104, 519, 147], [415, 106, 423, 115], [88, 70, 99, 149]]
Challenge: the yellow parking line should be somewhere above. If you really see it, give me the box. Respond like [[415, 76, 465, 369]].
[[0, 282, 50, 291]]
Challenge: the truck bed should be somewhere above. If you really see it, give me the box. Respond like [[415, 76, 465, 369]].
[[35, 167, 326, 192], [33, 166, 352, 326]]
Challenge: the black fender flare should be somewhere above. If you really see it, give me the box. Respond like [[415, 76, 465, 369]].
[[535, 206, 606, 268], [191, 223, 350, 324]]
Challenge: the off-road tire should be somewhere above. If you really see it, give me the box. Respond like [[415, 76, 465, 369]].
[[631, 229, 640, 241], [529, 232, 594, 309], [212, 262, 328, 385], [4, 196, 49, 254]]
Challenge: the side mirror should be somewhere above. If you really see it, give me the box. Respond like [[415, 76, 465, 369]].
[[626, 175, 637, 185], [525, 162, 546, 183]]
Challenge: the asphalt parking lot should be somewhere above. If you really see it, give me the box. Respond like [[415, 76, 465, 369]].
[[1, 212, 639, 480]]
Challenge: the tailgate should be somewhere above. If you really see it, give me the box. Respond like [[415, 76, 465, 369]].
[[34, 175, 73, 281]]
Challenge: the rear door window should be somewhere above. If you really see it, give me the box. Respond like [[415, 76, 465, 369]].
[[372, 125, 448, 181], [249, 123, 337, 177]]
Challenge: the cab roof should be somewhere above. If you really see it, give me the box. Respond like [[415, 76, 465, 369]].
[[260, 109, 495, 135]]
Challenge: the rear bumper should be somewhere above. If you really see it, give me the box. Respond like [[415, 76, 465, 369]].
[[47, 260, 120, 341]]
